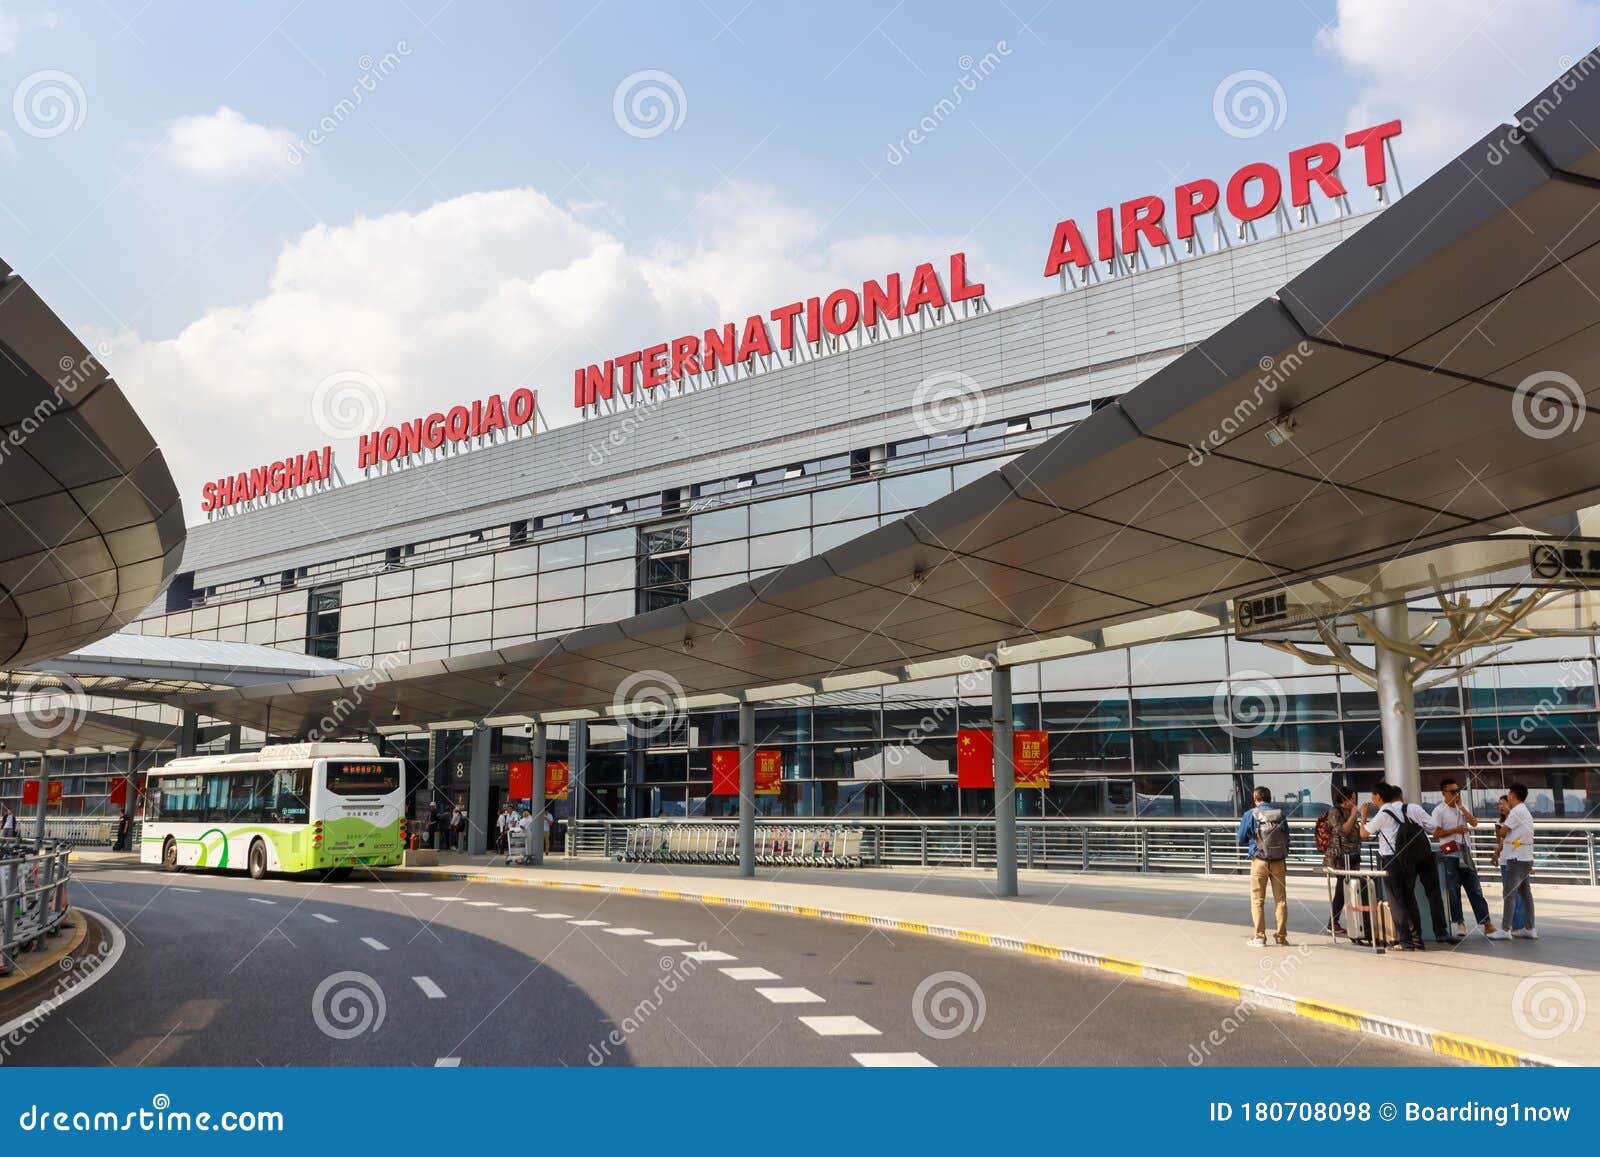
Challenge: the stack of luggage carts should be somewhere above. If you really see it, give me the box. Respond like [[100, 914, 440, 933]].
[[618, 823, 864, 867]]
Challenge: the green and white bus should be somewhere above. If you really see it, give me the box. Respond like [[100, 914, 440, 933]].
[[140, 742, 406, 878]]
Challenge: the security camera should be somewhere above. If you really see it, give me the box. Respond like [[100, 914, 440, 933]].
[[1264, 413, 1298, 448], [390, 705, 401, 719]]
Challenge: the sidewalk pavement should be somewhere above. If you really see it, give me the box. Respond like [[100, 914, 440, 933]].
[[72, 848, 1600, 1065]]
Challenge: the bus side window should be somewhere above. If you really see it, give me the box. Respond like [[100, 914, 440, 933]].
[[276, 769, 309, 824]]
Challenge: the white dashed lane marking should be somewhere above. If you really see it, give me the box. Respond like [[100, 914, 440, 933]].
[[568, 920, 608, 927], [799, 1016, 880, 1037], [682, 950, 737, 962], [311, 914, 337, 924], [435, 1058, 461, 1067], [170, 887, 202, 893], [535, 913, 573, 920], [501, 907, 536, 913], [399, 892, 434, 898], [463, 901, 500, 907], [646, 938, 695, 947], [248, 898, 276, 905], [602, 927, 652, 937], [852, 1052, 935, 1067], [361, 938, 389, 951], [720, 967, 781, 981], [755, 987, 824, 1004], [413, 977, 446, 999]]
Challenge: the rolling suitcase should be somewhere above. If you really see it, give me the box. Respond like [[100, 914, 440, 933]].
[[1343, 877, 1398, 950]]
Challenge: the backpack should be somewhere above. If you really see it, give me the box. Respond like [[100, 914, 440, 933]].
[[1386, 804, 1434, 870], [1313, 810, 1333, 854], [1254, 806, 1289, 861]]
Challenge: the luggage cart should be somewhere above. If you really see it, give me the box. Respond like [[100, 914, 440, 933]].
[[506, 827, 530, 865]]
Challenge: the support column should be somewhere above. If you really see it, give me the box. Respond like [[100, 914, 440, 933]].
[[467, 725, 490, 856], [224, 723, 241, 754], [569, 719, 588, 821], [992, 665, 1018, 897], [530, 722, 548, 865], [178, 710, 199, 758], [737, 699, 755, 877], [33, 763, 50, 851], [1372, 602, 1421, 801]]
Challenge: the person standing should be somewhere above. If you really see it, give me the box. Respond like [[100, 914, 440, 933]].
[[1361, 783, 1456, 950], [1321, 786, 1363, 935], [428, 801, 443, 851], [1491, 795, 1527, 932], [1236, 786, 1291, 947], [495, 805, 512, 855], [1431, 777, 1494, 937], [1, 804, 17, 845], [1488, 782, 1537, 940], [450, 802, 465, 852]]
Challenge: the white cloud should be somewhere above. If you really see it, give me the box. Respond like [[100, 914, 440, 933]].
[[101, 182, 977, 519], [1319, 0, 1600, 179], [163, 106, 295, 178]]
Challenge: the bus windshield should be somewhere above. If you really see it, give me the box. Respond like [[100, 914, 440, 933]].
[[324, 760, 400, 797]]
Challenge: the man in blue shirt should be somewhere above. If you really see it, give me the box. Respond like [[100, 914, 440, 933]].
[[1237, 787, 1291, 947]]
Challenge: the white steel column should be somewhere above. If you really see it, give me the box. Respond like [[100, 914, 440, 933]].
[[1373, 602, 1422, 800], [738, 700, 755, 877], [529, 721, 548, 865], [992, 665, 1018, 897], [467, 725, 490, 856]]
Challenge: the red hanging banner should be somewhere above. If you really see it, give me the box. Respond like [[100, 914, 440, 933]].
[[109, 777, 129, 807], [755, 749, 782, 795], [1013, 730, 1051, 789], [508, 761, 532, 799], [546, 761, 570, 800], [21, 779, 38, 806], [710, 749, 740, 796], [956, 730, 994, 789]]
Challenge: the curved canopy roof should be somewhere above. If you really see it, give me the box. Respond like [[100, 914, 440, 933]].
[[0, 262, 184, 666], [187, 51, 1600, 737]]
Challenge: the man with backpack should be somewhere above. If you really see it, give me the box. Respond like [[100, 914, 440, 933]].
[[1361, 783, 1457, 950], [1236, 786, 1291, 947]]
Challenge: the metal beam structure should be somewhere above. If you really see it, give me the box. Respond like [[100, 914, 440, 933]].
[[737, 700, 755, 878], [529, 721, 547, 865], [992, 665, 1017, 897]]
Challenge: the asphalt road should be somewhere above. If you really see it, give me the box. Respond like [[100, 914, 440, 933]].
[[8, 864, 1441, 1067]]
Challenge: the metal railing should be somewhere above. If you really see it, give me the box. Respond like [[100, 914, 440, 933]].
[[569, 818, 1600, 884], [14, 816, 140, 850], [1, 844, 73, 973], [609, 822, 866, 867]]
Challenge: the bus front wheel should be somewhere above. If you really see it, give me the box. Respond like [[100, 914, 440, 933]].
[[247, 839, 268, 880], [161, 838, 179, 872]]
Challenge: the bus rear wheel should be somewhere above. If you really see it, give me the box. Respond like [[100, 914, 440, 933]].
[[247, 839, 268, 880], [161, 837, 179, 872]]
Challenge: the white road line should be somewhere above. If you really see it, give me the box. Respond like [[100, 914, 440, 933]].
[[646, 937, 695, 947], [567, 919, 608, 927], [361, 938, 389, 951], [435, 1057, 461, 1067], [430, 897, 463, 903], [800, 1015, 880, 1037], [601, 927, 652, 937], [367, 887, 398, 892], [501, 907, 535, 913], [170, 887, 202, 893], [329, 884, 366, 889], [682, 949, 737, 962], [463, 901, 500, 907], [534, 913, 573, 920], [720, 966, 781, 981], [312, 914, 337, 924], [398, 891, 434, 897], [852, 1052, 935, 1067], [754, 987, 824, 1004], [413, 976, 446, 999], [248, 898, 276, 905]]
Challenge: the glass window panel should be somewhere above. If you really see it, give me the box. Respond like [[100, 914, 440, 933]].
[[754, 706, 810, 744], [276, 590, 308, 616], [342, 577, 376, 604], [339, 601, 375, 631], [372, 624, 411, 654], [1048, 729, 1131, 775], [1129, 635, 1227, 684], [585, 590, 633, 625], [412, 618, 450, 648], [586, 528, 635, 563], [692, 505, 749, 544], [1463, 660, 1597, 714], [811, 483, 877, 523], [541, 536, 585, 570], [1467, 713, 1599, 767], [491, 609, 534, 640], [1233, 723, 1343, 772], [1039, 690, 1131, 730], [692, 540, 748, 578], [749, 494, 810, 533], [585, 559, 635, 593], [338, 628, 373, 658], [879, 468, 951, 513], [813, 704, 881, 741], [1132, 684, 1224, 728], [810, 517, 876, 553], [884, 778, 958, 817], [540, 567, 583, 601], [494, 547, 540, 580], [1039, 649, 1129, 690], [452, 584, 492, 615], [1341, 683, 1462, 718], [376, 570, 412, 599], [494, 575, 539, 608], [539, 598, 582, 634], [1341, 718, 1466, 769], [1134, 774, 1245, 818], [374, 597, 411, 627], [749, 529, 810, 571], [809, 742, 883, 779], [450, 613, 491, 644], [413, 590, 451, 620], [1131, 726, 1232, 775], [246, 597, 276, 622], [218, 601, 248, 626], [453, 554, 494, 585]]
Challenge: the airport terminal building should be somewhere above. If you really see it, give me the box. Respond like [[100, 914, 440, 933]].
[[5, 121, 1600, 829]]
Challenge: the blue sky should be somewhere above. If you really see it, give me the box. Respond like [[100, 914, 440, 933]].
[[1, 0, 1596, 517]]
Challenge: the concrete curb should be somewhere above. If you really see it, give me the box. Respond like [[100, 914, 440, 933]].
[[0, 909, 85, 992], [396, 866, 1566, 1068]]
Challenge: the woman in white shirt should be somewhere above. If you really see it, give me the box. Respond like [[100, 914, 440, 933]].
[[1487, 783, 1537, 940]]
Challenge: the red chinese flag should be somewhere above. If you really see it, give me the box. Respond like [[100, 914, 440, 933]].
[[109, 777, 128, 807], [754, 749, 782, 795], [508, 761, 532, 799], [21, 779, 39, 806], [957, 729, 994, 789], [1013, 730, 1050, 789], [546, 761, 570, 800], [710, 749, 740, 796]]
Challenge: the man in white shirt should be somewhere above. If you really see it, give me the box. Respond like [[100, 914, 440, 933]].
[[1360, 782, 1455, 950], [1430, 777, 1494, 937], [514, 809, 537, 864], [1488, 783, 1537, 940]]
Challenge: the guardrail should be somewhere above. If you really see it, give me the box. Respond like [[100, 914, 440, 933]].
[[15, 816, 140, 850], [569, 818, 1600, 884], [0, 844, 72, 974], [611, 822, 866, 867]]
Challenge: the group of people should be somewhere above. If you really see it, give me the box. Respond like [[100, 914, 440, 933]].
[[495, 803, 554, 857], [1237, 779, 1539, 951], [425, 801, 467, 852], [422, 800, 560, 856]]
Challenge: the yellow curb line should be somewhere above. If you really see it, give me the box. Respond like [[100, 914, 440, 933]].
[[390, 867, 1567, 1066]]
